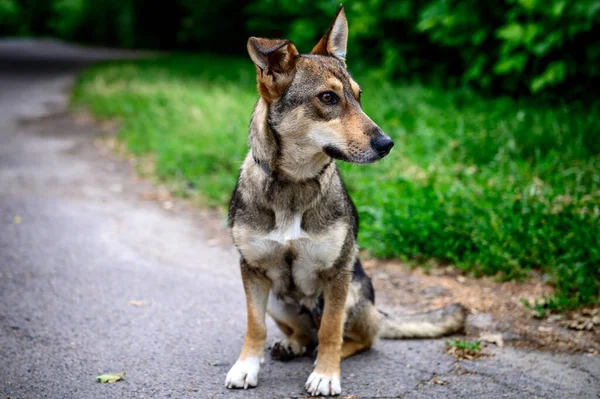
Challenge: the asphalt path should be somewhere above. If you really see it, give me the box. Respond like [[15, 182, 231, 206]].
[[0, 39, 598, 398]]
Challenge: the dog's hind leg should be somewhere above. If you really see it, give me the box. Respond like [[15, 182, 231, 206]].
[[267, 293, 314, 361], [341, 304, 380, 359], [225, 263, 271, 389], [341, 339, 372, 359]]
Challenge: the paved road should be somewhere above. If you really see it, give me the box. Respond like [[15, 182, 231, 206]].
[[0, 39, 598, 399]]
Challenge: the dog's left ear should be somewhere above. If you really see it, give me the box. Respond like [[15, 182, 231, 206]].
[[311, 4, 348, 61]]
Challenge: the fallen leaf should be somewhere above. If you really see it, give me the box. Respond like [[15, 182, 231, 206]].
[[480, 333, 504, 347], [433, 378, 448, 385], [207, 361, 226, 367], [97, 372, 125, 383], [128, 300, 149, 307]]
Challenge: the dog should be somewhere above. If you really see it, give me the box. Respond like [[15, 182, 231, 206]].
[[225, 5, 466, 396]]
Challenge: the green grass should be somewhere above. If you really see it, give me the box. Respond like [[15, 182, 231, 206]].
[[445, 339, 482, 358], [72, 54, 600, 312], [446, 339, 482, 352]]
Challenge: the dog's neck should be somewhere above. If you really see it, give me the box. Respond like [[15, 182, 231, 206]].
[[249, 98, 332, 182]]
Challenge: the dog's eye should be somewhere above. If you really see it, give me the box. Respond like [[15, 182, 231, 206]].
[[318, 92, 338, 105]]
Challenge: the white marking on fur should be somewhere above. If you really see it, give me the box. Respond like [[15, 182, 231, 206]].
[[225, 357, 261, 389], [233, 213, 350, 300], [266, 214, 307, 244], [305, 371, 342, 396], [234, 215, 348, 270], [308, 123, 345, 149], [294, 220, 349, 268]]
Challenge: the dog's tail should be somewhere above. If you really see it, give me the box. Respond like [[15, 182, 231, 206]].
[[378, 303, 467, 339]]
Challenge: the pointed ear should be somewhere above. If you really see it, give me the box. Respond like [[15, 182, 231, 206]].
[[247, 37, 299, 75], [247, 37, 299, 102], [311, 4, 348, 60]]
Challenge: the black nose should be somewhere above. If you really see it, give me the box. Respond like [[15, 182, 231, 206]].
[[370, 135, 394, 155]]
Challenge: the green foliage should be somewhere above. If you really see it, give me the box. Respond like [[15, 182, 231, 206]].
[[417, 0, 600, 94], [446, 339, 482, 353], [0, 0, 23, 34], [1, 0, 135, 46], [245, 0, 600, 96], [48, 0, 85, 39], [4, 0, 600, 96], [72, 55, 257, 204], [175, 0, 248, 53], [72, 54, 600, 311]]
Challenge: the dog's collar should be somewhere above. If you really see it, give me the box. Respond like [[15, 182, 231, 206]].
[[252, 154, 273, 178]]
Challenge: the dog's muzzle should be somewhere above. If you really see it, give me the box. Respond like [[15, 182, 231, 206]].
[[370, 134, 394, 157]]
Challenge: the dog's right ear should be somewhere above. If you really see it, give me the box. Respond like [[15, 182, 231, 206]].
[[248, 37, 299, 102], [248, 37, 298, 74]]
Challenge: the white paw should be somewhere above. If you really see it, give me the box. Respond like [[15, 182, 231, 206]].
[[305, 371, 342, 396], [225, 357, 261, 389]]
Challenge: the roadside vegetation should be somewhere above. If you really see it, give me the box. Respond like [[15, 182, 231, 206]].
[[72, 54, 599, 312], [445, 339, 483, 360]]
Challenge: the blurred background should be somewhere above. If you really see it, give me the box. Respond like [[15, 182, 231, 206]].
[[1, 0, 598, 312], [2, 0, 599, 96]]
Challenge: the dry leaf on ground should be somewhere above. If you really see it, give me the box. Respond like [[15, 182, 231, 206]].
[[97, 372, 125, 383], [128, 300, 149, 307]]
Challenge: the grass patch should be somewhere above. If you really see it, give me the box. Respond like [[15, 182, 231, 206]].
[[72, 54, 600, 311], [445, 339, 483, 359]]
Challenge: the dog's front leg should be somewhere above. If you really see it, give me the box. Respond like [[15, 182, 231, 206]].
[[225, 262, 271, 389], [305, 272, 350, 396]]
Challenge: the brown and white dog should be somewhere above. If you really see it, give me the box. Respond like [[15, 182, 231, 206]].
[[225, 5, 466, 396]]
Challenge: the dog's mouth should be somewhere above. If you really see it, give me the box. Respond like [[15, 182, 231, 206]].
[[323, 138, 394, 164], [323, 145, 350, 162], [375, 146, 393, 159]]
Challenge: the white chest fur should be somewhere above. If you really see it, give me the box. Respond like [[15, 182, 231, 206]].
[[265, 215, 307, 244], [232, 212, 349, 299]]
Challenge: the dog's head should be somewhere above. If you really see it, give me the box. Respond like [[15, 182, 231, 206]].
[[247, 5, 393, 164]]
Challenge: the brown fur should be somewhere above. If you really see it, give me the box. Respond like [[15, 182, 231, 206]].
[[225, 5, 466, 397]]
